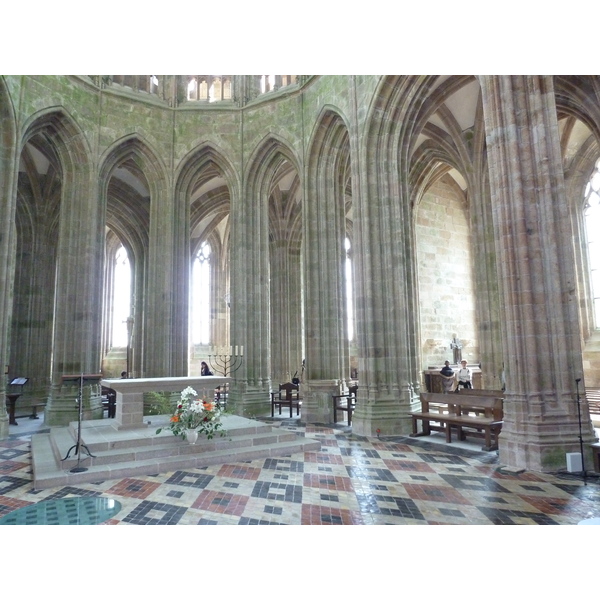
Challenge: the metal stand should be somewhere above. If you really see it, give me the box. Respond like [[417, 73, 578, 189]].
[[61, 374, 98, 473], [575, 378, 587, 486], [207, 348, 243, 409]]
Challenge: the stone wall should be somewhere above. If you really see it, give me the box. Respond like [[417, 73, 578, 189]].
[[415, 175, 478, 368]]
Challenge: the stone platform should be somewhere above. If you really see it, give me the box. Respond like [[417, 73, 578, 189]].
[[31, 414, 320, 490]]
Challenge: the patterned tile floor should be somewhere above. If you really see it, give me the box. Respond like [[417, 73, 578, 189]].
[[1, 417, 599, 526]]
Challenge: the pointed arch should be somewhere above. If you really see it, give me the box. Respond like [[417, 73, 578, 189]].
[[175, 143, 238, 361], [303, 107, 352, 383], [16, 107, 101, 424], [21, 107, 93, 183], [98, 133, 167, 258], [555, 76, 600, 143], [176, 142, 238, 253], [244, 133, 303, 255], [98, 135, 168, 374], [239, 134, 303, 387]]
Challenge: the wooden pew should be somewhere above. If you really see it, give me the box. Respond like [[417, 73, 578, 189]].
[[457, 389, 504, 397], [5, 396, 46, 424], [411, 392, 504, 451]]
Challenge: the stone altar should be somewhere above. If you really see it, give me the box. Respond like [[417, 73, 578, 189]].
[[100, 376, 231, 430]]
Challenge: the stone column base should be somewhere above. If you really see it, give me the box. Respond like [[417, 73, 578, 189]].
[[227, 384, 272, 419], [0, 409, 9, 440], [301, 379, 339, 425], [499, 429, 599, 472], [352, 386, 417, 437], [45, 385, 104, 427]]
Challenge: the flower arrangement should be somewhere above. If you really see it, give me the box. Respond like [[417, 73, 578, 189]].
[[156, 386, 225, 441]]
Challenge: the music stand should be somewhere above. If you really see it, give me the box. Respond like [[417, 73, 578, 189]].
[[60, 373, 101, 473]]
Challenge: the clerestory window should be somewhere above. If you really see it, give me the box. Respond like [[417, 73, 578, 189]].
[[346, 237, 354, 341], [186, 76, 232, 102], [192, 242, 212, 343], [112, 245, 132, 347]]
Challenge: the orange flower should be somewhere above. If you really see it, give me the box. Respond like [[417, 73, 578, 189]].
[[170, 415, 179, 422], [203, 402, 214, 411]]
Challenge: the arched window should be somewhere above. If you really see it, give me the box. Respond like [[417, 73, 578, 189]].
[[112, 245, 131, 346], [584, 158, 600, 327], [192, 242, 211, 343], [345, 237, 354, 341]]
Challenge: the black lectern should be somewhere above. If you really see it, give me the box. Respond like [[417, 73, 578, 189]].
[[6, 377, 29, 425]]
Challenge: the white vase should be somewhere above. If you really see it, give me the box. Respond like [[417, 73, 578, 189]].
[[186, 429, 199, 445]]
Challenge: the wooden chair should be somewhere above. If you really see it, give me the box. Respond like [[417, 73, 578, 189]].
[[214, 384, 228, 409], [332, 384, 358, 426], [101, 385, 117, 418], [271, 382, 302, 417]]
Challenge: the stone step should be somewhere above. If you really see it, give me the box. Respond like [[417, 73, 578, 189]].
[[32, 436, 319, 490], [31, 414, 320, 490], [64, 415, 278, 452], [49, 414, 277, 454], [51, 426, 303, 469]]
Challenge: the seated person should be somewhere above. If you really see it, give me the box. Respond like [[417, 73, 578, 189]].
[[457, 359, 472, 390], [200, 361, 213, 376], [440, 361, 455, 394]]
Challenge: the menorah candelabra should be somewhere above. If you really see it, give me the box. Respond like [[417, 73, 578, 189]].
[[207, 345, 244, 376]]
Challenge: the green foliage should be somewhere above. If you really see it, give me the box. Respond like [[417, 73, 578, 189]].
[[145, 391, 173, 416]]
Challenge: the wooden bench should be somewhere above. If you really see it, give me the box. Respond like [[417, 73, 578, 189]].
[[411, 392, 504, 451], [27, 401, 46, 419], [457, 389, 504, 397], [5, 396, 46, 424], [332, 385, 358, 426]]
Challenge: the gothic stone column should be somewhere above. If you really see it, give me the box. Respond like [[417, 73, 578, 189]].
[[228, 178, 272, 418], [350, 78, 429, 437], [144, 180, 186, 378], [269, 238, 302, 385], [480, 75, 597, 471], [0, 83, 17, 440], [302, 139, 348, 425], [46, 161, 104, 426]]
